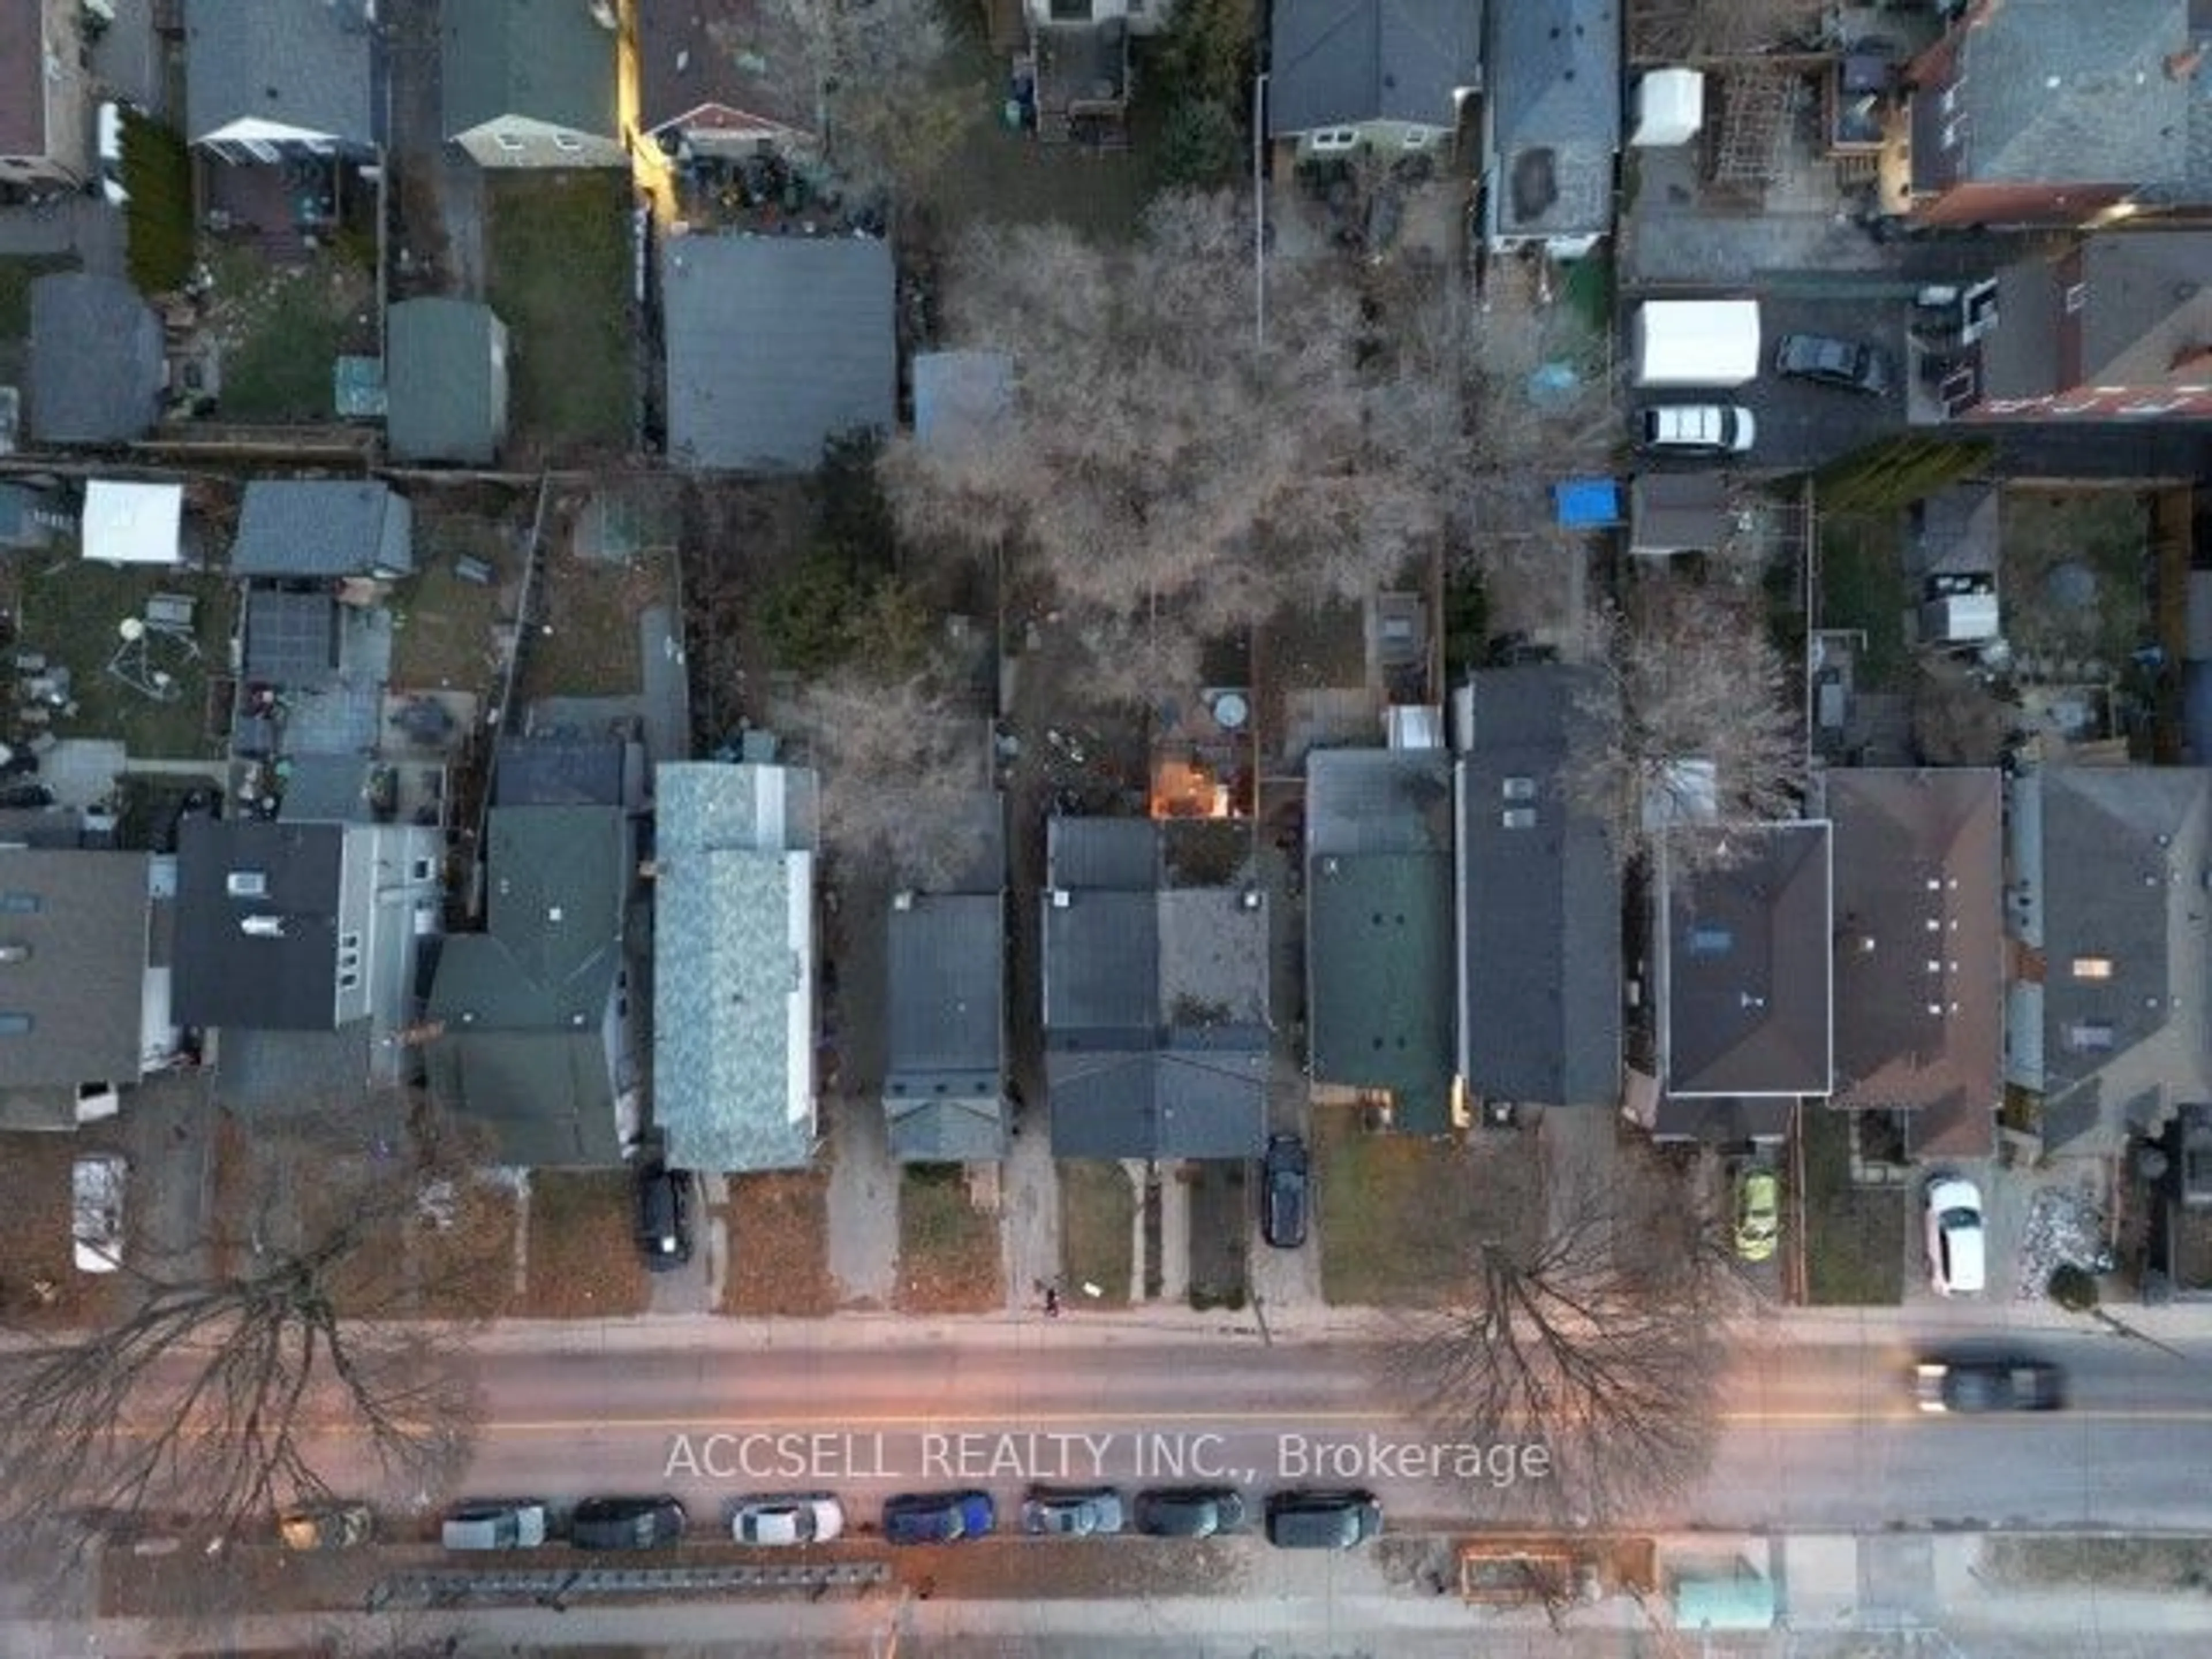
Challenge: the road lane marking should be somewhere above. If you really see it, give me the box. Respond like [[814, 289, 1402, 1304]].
[[457, 1407, 2212, 1433]]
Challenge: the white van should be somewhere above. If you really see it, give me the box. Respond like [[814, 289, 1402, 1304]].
[[1638, 404, 1756, 454]]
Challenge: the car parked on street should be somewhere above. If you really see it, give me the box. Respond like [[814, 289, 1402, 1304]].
[[633, 1161, 692, 1271], [442, 1499, 550, 1550], [1923, 1175, 1986, 1296], [1264, 1489, 1381, 1550], [731, 1494, 844, 1546], [881, 1490, 994, 1545], [571, 1495, 686, 1550], [1637, 404, 1756, 454], [278, 1501, 373, 1551], [1774, 332, 1893, 395], [1262, 1132, 1308, 1249], [1022, 1487, 1125, 1536], [1914, 1358, 2063, 1414], [1734, 1168, 1780, 1263], [1133, 1487, 1247, 1537], [71, 1152, 126, 1274]]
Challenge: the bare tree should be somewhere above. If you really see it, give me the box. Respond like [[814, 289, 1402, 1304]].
[[1629, 0, 1825, 62], [766, 0, 974, 192], [0, 1106, 495, 1542], [1393, 1142, 1757, 1522], [1570, 578, 1807, 872], [779, 666, 995, 890]]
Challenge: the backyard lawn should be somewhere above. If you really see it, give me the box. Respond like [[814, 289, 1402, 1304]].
[[204, 247, 377, 423], [512, 539, 668, 701], [1798, 1109, 1906, 1306], [1999, 488, 2152, 668], [1059, 1160, 1135, 1306], [896, 1164, 1003, 1313], [485, 172, 635, 452], [7, 551, 236, 762], [1819, 511, 1912, 691], [1313, 1105, 1537, 1307], [391, 507, 521, 691]]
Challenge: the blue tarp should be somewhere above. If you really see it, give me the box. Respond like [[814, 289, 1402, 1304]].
[[1554, 478, 1622, 527]]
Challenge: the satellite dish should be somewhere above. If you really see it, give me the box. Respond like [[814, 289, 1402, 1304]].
[[1211, 692, 1249, 731], [118, 617, 145, 642]]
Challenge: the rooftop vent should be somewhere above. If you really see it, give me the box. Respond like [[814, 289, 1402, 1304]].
[[227, 870, 268, 899], [240, 914, 286, 938]]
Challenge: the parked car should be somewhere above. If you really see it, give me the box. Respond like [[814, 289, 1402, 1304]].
[[71, 1152, 126, 1274], [1923, 1175, 1986, 1296], [96, 101, 128, 206], [1133, 1487, 1247, 1538], [1022, 1487, 1125, 1536], [1264, 1489, 1382, 1550], [278, 1501, 373, 1552], [571, 1495, 686, 1550], [1734, 1168, 1780, 1263], [441, 1499, 550, 1550], [1774, 332, 1893, 394], [1914, 1358, 2063, 1414], [731, 1494, 844, 1546], [1637, 404, 1756, 454], [881, 1490, 994, 1545], [633, 1162, 692, 1271], [1262, 1132, 1309, 1249]]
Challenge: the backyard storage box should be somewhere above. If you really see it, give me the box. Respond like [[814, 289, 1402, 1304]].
[[1629, 300, 1762, 388]]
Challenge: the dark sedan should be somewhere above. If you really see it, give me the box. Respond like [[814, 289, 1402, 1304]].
[[1133, 1486, 1247, 1538], [1774, 332, 1893, 395], [1914, 1359, 2064, 1414], [882, 1490, 995, 1545]]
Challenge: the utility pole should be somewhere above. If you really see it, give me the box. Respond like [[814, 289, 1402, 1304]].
[[1252, 71, 1268, 347]]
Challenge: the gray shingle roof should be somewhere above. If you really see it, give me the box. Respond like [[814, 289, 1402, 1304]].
[[174, 818, 346, 1030], [1486, 0, 1620, 241], [884, 892, 1007, 1163], [653, 762, 820, 1173], [1304, 749, 1455, 1130], [662, 234, 896, 472], [230, 481, 414, 578], [635, 0, 815, 138], [1456, 665, 1622, 1107], [425, 806, 631, 1166], [1042, 818, 1268, 1161], [0, 2, 49, 156], [1268, 0, 1483, 136], [1660, 821, 1832, 1099], [442, 0, 619, 140], [1956, 0, 2194, 191], [184, 0, 380, 149], [244, 589, 340, 687], [495, 733, 634, 808], [386, 300, 508, 466], [0, 850, 153, 1088], [27, 274, 165, 446]]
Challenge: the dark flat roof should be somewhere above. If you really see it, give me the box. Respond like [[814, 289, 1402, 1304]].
[[174, 818, 344, 1029]]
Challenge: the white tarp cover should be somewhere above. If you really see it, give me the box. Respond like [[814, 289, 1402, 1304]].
[[1631, 69, 1705, 147], [81, 480, 183, 566]]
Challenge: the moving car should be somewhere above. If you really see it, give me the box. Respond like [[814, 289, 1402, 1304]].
[[1773, 332, 1893, 395], [1734, 1168, 1780, 1263], [1914, 1358, 2063, 1414], [1923, 1175, 1986, 1296], [633, 1161, 692, 1271], [881, 1490, 995, 1545], [278, 1501, 373, 1552], [1133, 1487, 1247, 1538], [96, 101, 128, 206], [1022, 1487, 1125, 1536], [71, 1152, 126, 1274], [1263, 1489, 1382, 1550], [441, 1499, 550, 1550], [1262, 1132, 1309, 1249], [571, 1495, 687, 1550], [1637, 404, 1757, 454], [731, 1494, 844, 1546]]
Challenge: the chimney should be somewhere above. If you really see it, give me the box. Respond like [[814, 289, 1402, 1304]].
[[2167, 43, 2206, 82]]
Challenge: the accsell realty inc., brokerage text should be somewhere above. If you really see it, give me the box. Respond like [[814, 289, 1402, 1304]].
[[664, 1430, 1552, 1490]]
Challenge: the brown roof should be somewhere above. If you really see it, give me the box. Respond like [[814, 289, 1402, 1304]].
[[0, 2, 48, 156], [1827, 768, 2003, 1156], [635, 0, 815, 139]]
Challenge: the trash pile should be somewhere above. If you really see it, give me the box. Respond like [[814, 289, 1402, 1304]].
[[2016, 1183, 2113, 1301]]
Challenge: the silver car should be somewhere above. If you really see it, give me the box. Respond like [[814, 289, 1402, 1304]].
[[1022, 1487, 1125, 1536], [731, 1494, 844, 1546]]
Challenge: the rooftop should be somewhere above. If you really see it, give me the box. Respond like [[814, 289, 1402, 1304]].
[[884, 891, 1007, 1162], [635, 0, 816, 139], [27, 274, 165, 446], [0, 849, 154, 1088], [1486, 0, 1620, 242], [442, 0, 619, 141], [1267, 0, 1483, 136], [385, 298, 507, 467], [230, 480, 414, 579], [173, 817, 346, 1031], [184, 0, 380, 149]]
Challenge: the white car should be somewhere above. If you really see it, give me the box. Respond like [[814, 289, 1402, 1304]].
[[1923, 1175, 1986, 1296], [730, 1494, 843, 1547], [1638, 404, 1756, 454], [71, 1153, 126, 1274]]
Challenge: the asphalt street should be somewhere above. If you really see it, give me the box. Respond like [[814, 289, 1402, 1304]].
[[324, 1321, 2212, 1534]]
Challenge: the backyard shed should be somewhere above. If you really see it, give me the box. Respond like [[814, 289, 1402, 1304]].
[[81, 481, 184, 566], [385, 298, 510, 466]]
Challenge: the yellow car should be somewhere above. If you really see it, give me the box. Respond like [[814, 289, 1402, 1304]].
[[1735, 1169, 1781, 1263]]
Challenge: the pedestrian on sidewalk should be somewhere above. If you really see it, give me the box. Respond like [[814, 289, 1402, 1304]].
[[1044, 1286, 1061, 1318]]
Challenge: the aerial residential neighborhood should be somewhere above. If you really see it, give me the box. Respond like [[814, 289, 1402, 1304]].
[[2, 0, 2211, 1655]]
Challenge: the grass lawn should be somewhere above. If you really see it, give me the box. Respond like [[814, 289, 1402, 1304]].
[[896, 1164, 1003, 1313], [0, 254, 74, 339], [1819, 511, 1912, 691], [1059, 1160, 1135, 1307], [391, 511, 520, 691], [1184, 1159, 1249, 1309], [485, 172, 635, 452], [519, 1171, 652, 1317], [1314, 1105, 1539, 1307], [7, 551, 237, 762], [513, 540, 669, 700], [206, 248, 377, 423], [722, 1169, 838, 1316], [2000, 488, 2152, 666], [1798, 1109, 1906, 1306]]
